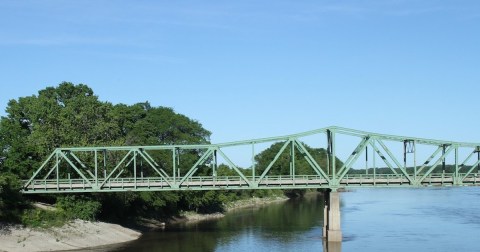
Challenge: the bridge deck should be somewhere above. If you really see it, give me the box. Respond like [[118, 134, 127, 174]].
[[22, 173, 480, 193]]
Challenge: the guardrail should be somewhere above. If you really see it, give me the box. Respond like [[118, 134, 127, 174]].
[[22, 173, 480, 193]]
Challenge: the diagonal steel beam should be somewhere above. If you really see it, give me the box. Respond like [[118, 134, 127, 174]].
[[417, 146, 453, 184], [376, 140, 413, 184], [178, 149, 214, 186], [338, 138, 371, 180], [416, 146, 443, 174], [59, 151, 94, 188], [216, 148, 252, 186], [370, 142, 399, 175], [98, 150, 133, 189], [462, 158, 480, 181], [293, 140, 331, 183], [137, 150, 169, 177], [458, 150, 476, 172], [114, 169, 125, 179], [24, 151, 57, 188], [257, 140, 291, 183], [336, 137, 370, 176], [137, 150, 172, 187], [69, 152, 95, 179], [43, 158, 61, 180], [142, 150, 161, 167]]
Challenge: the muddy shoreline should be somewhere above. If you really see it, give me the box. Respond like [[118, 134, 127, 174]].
[[0, 195, 289, 252]]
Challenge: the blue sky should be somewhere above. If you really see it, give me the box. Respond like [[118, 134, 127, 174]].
[[1, 0, 479, 151]]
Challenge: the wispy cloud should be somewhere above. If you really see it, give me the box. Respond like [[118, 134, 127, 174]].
[[0, 36, 145, 47], [381, 6, 446, 16]]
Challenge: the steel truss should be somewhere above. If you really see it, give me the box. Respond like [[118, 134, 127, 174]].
[[22, 126, 480, 193]]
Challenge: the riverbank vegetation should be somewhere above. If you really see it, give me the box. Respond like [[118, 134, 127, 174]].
[[0, 82, 335, 228]]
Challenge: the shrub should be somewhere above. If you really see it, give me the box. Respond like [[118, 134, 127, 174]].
[[21, 208, 66, 228], [0, 173, 26, 222], [56, 195, 101, 221]]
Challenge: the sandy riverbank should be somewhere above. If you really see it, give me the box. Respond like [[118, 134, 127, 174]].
[[0, 220, 141, 252], [0, 195, 288, 252], [177, 195, 289, 223]]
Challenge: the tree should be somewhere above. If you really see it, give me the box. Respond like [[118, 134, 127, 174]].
[[0, 173, 26, 221], [0, 82, 241, 222], [255, 141, 339, 176], [254, 141, 344, 198], [0, 82, 120, 178]]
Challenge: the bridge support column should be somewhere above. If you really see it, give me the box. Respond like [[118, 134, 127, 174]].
[[323, 189, 342, 242]]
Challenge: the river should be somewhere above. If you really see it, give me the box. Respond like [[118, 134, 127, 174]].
[[85, 187, 480, 252]]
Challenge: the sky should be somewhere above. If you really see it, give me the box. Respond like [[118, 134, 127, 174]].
[[1, 0, 480, 164]]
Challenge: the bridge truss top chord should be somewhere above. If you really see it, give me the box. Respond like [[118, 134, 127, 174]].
[[22, 126, 480, 194]]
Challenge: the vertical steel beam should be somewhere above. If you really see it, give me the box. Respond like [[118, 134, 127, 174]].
[[213, 150, 218, 178], [365, 146, 368, 175], [252, 143, 255, 182], [454, 146, 459, 185], [133, 150, 137, 189], [372, 140, 376, 184], [56, 150, 59, 190], [326, 131, 331, 176], [442, 145, 446, 174], [413, 141, 417, 180], [291, 140, 295, 180], [331, 130, 336, 183], [172, 148, 177, 183], [477, 149, 480, 174], [95, 149, 98, 188], [177, 148, 180, 177], [103, 149, 107, 179]]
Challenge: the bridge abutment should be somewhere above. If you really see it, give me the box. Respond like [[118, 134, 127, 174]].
[[323, 189, 342, 242]]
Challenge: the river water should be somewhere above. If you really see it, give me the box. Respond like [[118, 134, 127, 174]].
[[88, 187, 480, 252]]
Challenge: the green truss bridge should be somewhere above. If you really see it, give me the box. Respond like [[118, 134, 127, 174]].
[[21, 126, 480, 243], [22, 126, 480, 194]]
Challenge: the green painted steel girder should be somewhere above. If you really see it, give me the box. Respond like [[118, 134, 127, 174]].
[[21, 126, 480, 194]]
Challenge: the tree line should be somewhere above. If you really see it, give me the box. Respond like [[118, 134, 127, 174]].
[[0, 83, 334, 226]]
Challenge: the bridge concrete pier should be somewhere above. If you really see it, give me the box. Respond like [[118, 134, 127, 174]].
[[323, 189, 342, 242]]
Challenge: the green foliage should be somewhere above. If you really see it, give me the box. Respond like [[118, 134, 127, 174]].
[[0, 173, 26, 222], [56, 195, 101, 221], [251, 189, 283, 198], [255, 141, 341, 176], [0, 82, 121, 178], [0, 82, 215, 223], [254, 141, 344, 198], [21, 208, 67, 228], [2, 82, 326, 225]]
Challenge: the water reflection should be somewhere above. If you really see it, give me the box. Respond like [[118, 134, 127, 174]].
[[112, 193, 327, 252], [323, 241, 341, 252], [74, 187, 480, 252]]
